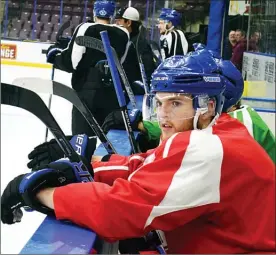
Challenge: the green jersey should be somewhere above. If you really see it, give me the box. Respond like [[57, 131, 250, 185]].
[[228, 105, 275, 163], [143, 105, 275, 163]]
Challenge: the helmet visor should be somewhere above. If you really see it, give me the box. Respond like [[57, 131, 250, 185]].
[[143, 92, 212, 122]]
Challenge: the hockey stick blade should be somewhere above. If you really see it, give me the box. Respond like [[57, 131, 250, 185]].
[[100, 31, 140, 154], [56, 20, 71, 41], [41, 20, 71, 54], [75, 35, 137, 108], [12, 77, 117, 154], [1, 83, 83, 164]]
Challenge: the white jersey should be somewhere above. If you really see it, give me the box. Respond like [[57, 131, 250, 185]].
[[160, 29, 188, 61]]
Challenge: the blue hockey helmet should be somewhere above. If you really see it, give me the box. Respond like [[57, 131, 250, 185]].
[[192, 44, 244, 112], [159, 8, 172, 20], [93, 0, 116, 19], [142, 52, 227, 129], [217, 60, 244, 112], [150, 52, 226, 116], [161, 9, 182, 27]]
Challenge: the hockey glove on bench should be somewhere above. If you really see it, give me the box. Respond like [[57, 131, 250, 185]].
[[27, 134, 97, 170], [102, 108, 142, 133]]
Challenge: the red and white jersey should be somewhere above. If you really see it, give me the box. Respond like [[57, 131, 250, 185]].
[[53, 114, 275, 254]]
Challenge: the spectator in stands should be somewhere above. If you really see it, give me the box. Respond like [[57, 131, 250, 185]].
[[224, 30, 237, 60], [248, 31, 261, 52], [115, 6, 157, 85], [231, 29, 247, 71]]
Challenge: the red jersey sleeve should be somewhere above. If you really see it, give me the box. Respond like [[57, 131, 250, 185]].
[[92, 153, 150, 185]]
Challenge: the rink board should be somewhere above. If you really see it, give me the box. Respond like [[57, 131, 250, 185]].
[[20, 130, 140, 254]]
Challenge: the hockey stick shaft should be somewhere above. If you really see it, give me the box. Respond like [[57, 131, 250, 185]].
[[42, 20, 71, 140], [100, 31, 140, 154], [44, 70, 54, 142], [75, 36, 137, 108], [13, 77, 117, 154], [136, 26, 150, 95], [1, 83, 93, 180]]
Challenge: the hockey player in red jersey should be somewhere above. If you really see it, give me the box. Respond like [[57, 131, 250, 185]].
[[1, 51, 275, 254]]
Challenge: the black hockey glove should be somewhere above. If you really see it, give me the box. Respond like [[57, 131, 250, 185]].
[[56, 36, 71, 49], [1, 158, 93, 225], [102, 109, 142, 133], [46, 37, 70, 64], [27, 134, 97, 170], [46, 45, 62, 64]]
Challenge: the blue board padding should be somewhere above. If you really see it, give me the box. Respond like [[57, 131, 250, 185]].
[[20, 217, 97, 254], [95, 130, 140, 156]]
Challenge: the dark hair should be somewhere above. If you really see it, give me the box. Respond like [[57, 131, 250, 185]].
[[123, 18, 141, 37], [235, 100, 242, 109], [236, 29, 246, 37]]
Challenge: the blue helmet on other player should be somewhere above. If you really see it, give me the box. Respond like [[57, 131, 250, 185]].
[[93, 0, 116, 19], [217, 60, 244, 112], [160, 9, 182, 27], [192, 44, 244, 112], [159, 8, 172, 20]]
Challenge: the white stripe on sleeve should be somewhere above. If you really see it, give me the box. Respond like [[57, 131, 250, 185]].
[[178, 30, 188, 55], [144, 128, 223, 228], [128, 153, 156, 181], [71, 23, 95, 69], [94, 165, 129, 173], [129, 155, 145, 162]]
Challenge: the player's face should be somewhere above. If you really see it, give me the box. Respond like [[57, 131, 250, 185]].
[[115, 18, 131, 32], [158, 20, 167, 34], [155, 92, 194, 140], [235, 31, 244, 42], [229, 31, 236, 41], [115, 18, 125, 26]]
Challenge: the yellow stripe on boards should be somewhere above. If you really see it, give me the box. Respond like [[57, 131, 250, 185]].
[[1, 60, 52, 69]]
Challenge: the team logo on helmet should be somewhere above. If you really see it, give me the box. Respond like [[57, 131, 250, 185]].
[[154, 76, 169, 81], [203, 77, 221, 82], [99, 9, 107, 16]]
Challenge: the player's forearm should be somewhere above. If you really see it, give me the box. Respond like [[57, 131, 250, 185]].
[[36, 188, 55, 210]]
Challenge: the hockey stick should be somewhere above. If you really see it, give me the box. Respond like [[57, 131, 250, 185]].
[[100, 31, 140, 154], [42, 20, 72, 142], [75, 35, 137, 109], [1, 83, 93, 182], [41, 20, 71, 55], [135, 25, 150, 95], [12, 77, 117, 154]]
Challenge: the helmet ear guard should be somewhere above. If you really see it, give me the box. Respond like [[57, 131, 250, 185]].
[[191, 44, 244, 112]]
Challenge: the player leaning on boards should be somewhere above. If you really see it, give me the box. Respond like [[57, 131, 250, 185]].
[[1, 52, 275, 254], [158, 8, 188, 61], [45, 0, 141, 136]]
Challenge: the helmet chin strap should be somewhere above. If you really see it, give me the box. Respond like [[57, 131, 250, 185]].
[[193, 108, 219, 130], [165, 25, 174, 34]]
